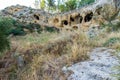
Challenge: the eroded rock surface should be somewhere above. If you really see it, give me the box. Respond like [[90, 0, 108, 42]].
[[62, 48, 119, 80], [0, 0, 120, 31]]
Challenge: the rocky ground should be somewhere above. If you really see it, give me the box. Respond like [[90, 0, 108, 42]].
[[62, 47, 119, 80]]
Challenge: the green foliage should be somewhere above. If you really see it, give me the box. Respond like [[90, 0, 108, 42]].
[[38, 0, 95, 12], [0, 17, 12, 52], [79, 0, 95, 7], [7, 19, 58, 35], [40, 0, 46, 9], [45, 26, 57, 32], [7, 20, 45, 35], [59, 4, 66, 12], [9, 28, 25, 36], [0, 17, 14, 35], [58, 0, 95, 12], [65, 0, 77, 11], [46, 0, 56, 11], [58, 0, 78, 12], [0, 31, 10, 52], [8, 20, 26, 35], [103, 37, 120, 47], [47, 0, 55, 7], [25, 23, 42, 33]]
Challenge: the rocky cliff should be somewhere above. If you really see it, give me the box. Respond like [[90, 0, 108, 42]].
[[0, 0, 120, 31]]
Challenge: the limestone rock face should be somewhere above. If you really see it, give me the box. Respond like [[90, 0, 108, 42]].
[[62, 48, 119, 80], [1, 5, 52, 27], [52, 0, 120, 31], [0, 0, 120, 31]]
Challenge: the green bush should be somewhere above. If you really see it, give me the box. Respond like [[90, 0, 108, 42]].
[[0, 17, 12, 52], [0, 16, 59, 37], [25, 23, 43, 33], [103, 37, 120, 47], [0, 31, 10, 52], [45, 26, 58, 32], [9, 28, 25, 36], [79, 0, 95, 7], [8, 20, 26, 35]]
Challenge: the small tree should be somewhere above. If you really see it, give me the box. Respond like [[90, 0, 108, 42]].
[[46, 0, 56, 12], [78, 0, 95, 7], [40, 0, 46, 10], [65, 0, 77, 11], [0, 17, 13, 52], [58, 0, 77, 12]]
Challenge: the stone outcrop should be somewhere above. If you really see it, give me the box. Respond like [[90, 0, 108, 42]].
[[0, 0, 120, 31], [62, 48, 119, 80], [49, 0, 119, 31], [1, 5, 51, 27]]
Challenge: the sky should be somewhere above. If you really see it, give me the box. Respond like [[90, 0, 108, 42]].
[[0, 0, 36, 10]]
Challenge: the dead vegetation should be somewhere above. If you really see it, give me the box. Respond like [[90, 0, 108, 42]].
[[0, 28, 120, 80], [15, 30, 120, 80]]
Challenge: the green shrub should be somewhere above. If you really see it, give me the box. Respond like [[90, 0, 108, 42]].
[[25, 23, 42, 33], [0, 17, 12, 52], [45, 26, 58, 32], [9, 28, 25, 36], [0, 31, 10, 52], [103, 37, 120, 47], [6, 20, 25, 35]]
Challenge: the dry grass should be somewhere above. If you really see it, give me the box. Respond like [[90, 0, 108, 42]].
[[2, 30, 120, 80], [18, 30, 120, 80], [96, 31, 120, 50], [17, 31, 98, 80], [10, 32, 59, 54]]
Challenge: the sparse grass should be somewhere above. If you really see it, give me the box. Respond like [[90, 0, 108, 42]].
[[10, 32, 59, 53]]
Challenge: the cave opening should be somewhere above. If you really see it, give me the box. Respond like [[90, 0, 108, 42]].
[[84, 12, 93, 22], [73, 26, 78, 30], [14, 9, 18, 11], [70, 16, 74, 22], [54, 18, 59, 23], [80, 16, 83, 23], [34, 20, 37, 23], [63, 20, 68, 25], [75, 14, 80, 20], [34, 14, 40, 20]]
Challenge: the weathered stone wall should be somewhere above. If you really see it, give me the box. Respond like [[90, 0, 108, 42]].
[[1, 5, 52, 27], [0, 0, 119, 31], [48, 0, 118, 31]]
